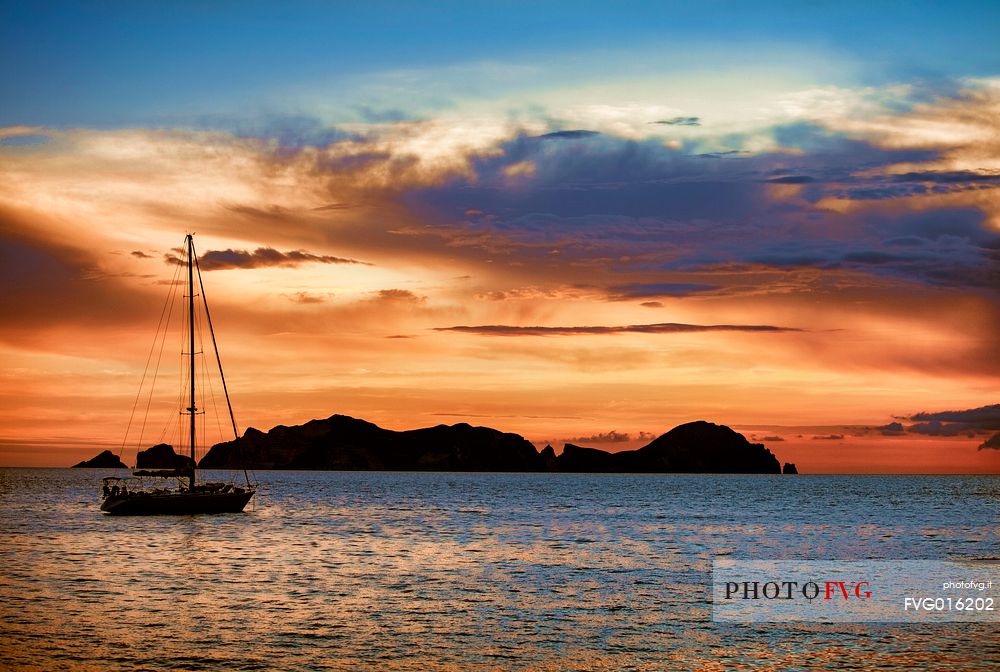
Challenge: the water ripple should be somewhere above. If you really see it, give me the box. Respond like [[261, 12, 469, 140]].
[[1, 470, 998, 670]]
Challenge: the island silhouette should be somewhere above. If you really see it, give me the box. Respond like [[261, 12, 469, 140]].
[[73, 450, 127, 469], [76, 415, 794, 473]]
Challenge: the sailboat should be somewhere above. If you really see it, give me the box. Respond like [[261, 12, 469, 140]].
[[100, 234, 256, 515]]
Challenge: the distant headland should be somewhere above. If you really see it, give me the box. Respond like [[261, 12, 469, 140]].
[[72, 450, 127, 469], [74, 415, 794, 474]]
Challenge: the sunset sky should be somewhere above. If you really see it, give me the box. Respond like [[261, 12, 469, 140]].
[[2, 1, 999, 472]]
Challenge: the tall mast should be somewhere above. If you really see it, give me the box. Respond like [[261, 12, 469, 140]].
[[187, 234, 196, 491]]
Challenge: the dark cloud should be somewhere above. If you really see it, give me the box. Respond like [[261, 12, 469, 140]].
[[878, 422, 906, 436], [608, 282, 717, 300], [813, 434, 844, 440], [434, 322, 800, 336], [866, 405, 1000, 439], [535, 130, 600, 140], [653, 117, 701, 127], [907, 420, 971, 437], [746, 252, 831, 268], [564, 430, 658, 444], [762, 435, 785, 442], [564, 430, 632, 444], [374, 289, 426, 303], [312, 202, 355, 211], [911, 404, 1000, 427], [404, 122, 999, 296], [736, 209, 1000, 290], [892, 171, 1000, 184], [696, 150, 748, 159], [824, 170, 1000, 203], [771, 122, 938, 161], [130, 250, 153, 259], [883, 236, 927, 247], [224, 204, 297, 222], [902, 404, 1000, 437], [195, 115, 1000, 356], [979, 432, 1000, 450], [640, 301, 663, 308], [833, 184, 929, 201], [841, 251, 906, 265], [765, 175, 816, 184], [286, 291, 329, 304], [165, 247, 368, 270]]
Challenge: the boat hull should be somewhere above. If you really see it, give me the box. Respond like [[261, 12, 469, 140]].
[[101, 490, 254, 516]]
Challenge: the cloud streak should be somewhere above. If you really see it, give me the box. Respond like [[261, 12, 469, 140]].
[[910, 404, 1000, 428], [653, 116, 701, 126], [564, 430, 656, 444], [903, 404, 1000, 437], [166, 247, 369, 270], [435, 322, 801, 336]]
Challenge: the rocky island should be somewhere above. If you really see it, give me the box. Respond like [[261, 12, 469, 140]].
[[194, 415, 786, 473], [200, 415, 544, 471], [136, 443, 195, 470], [72, 450, 127, 469]]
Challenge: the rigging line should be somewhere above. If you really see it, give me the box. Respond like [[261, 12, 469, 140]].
[[155, 266, 190, 449], [136, 257, 182, 456], [154, 339, 183, 447], [156, 280, 187, 448], [177, 281, 186, 453], [198, 302, 226, 455], [194, 294, 202, 462], [199, 301, 226, 453], [194, 295, 223, 463], [120, 253, 182, 460], [155, 408, 176, 446], [179, 307, 191, 455], [207, 366, 225, 445], [154, 413, 170, 445], [193, 240, 253, 486], [193, 242, 239, 439], [177, 372, 183, 458], [119, 254, 181, 459]]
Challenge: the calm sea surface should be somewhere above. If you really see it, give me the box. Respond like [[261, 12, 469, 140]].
[[1, 470, 998, 671]]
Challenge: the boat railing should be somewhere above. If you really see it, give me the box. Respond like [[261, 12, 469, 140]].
[[100, 475, 248, 499], [131, 468, 193, 478]]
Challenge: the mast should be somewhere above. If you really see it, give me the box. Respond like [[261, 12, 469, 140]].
[[187, 234, 196, 491]]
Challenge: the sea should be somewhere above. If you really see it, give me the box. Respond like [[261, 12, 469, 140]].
[[1, 469, 997, 671]]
